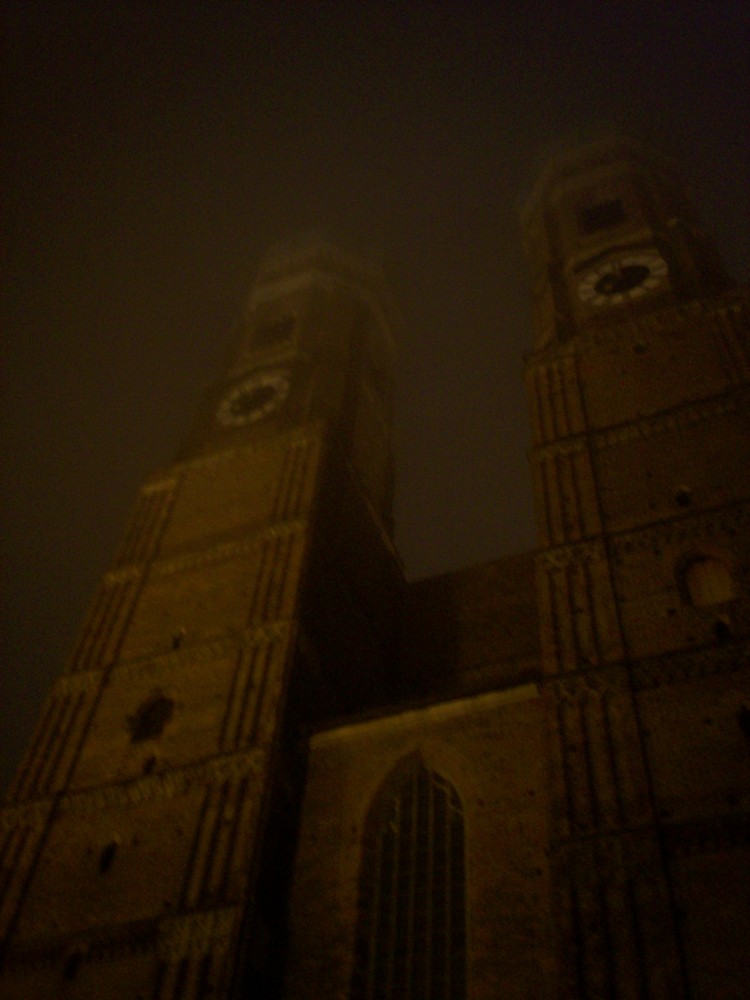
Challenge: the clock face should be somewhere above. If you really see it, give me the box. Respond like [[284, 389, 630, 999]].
[[577, 250, 668, 306], [216, 369, 290, 426]]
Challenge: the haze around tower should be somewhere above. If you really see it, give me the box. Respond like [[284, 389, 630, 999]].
[[1, 1, 749, 793]]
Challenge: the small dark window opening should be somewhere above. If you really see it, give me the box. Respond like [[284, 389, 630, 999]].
[[253, 316, 295, 350], [64, 951, 84, 981], [713, 617, 732, 642], [98, 840, 118, 874], [737, 706, 750, 743], [674, 486, 692, 507], [579, 198, 626, 234], [128, 694, 175, 743]]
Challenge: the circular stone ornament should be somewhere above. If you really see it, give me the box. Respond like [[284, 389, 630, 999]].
[[577, 250, 668, 306], [216, 369, 291, 426]]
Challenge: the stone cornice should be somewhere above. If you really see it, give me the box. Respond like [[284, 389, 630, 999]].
[[101, 517, 307, 589], [54, 620, 294, 693], [536, 539, 604, 570], [631, 638, 750, 691], [0, 749, 264, 830], [536, 498, 750, 568], [549, 809, 750, 889], [158, 906, 237, 961], [61, 749, 264, 817], [524, 287, 749, 366], [148, 424, 325, 481], [530, 385, 745, 462], [550, 824, 664, 888], [531, 437, 586, 462], [539, 638, 749, 701], [664, 811, 750, 858], [543, 663, 631, 702], [593, 391, 742, 451], [0, 905, 239, 977], [150, 518, 306, 580], [612, 500, 750, 557], [0, 797, 53, 833]]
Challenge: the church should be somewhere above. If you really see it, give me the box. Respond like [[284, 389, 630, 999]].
[[1, 137, 748, 999]]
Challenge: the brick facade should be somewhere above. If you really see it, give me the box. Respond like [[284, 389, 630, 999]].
[[1, 141, 748, 998]]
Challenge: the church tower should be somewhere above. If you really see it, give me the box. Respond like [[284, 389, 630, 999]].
[[0, 242, 403, 997], [2, 139, 748, 1000], [522, 137, 750, 997]]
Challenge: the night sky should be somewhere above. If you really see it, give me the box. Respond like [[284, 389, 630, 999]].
[[2, 2, 748, 791]]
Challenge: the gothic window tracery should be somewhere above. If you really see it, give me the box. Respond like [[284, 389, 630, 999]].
[[350, 753, 466, 1000]]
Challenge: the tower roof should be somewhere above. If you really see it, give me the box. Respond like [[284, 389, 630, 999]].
[[520, 134, 683, 232], [248, 232, 402, 351]]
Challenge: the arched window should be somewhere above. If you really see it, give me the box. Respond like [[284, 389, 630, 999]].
[[681, 555, 735, 607], [350, 753, 466, 1000]]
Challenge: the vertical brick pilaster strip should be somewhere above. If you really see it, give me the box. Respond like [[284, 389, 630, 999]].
[[215, 776, 251, 902], [546, 563, 577, 674], [550, 696, 573, 840], [24, 696, 74, 797], [180, 784, 224, 911], [66, 585, 113, 673], [536, 365, 556, 445], [553, 362, 572, 438], [548, 455, 566, 544], [7, 696, 60, 801], [202, 785, 237, 904], [153, 959, 188, 1000], [606, 693, 651, 826], [272, 443, 299, 523], [525, 367, 544, 446], [240, 642, 275, 747], [33, 690, 87, 796], [572, 448, 601, 537], [600, 692, 626, 827], [247, 537, 274, 625], [0, 825, 29, 934], [531, 458, 552, 547], [256, 536, 285, 623], [220, 645, 259, 751], [588, 554, 625, 664], [226, 774, 264, 893], [537, 564, 559, 672], [580, 559, 604, 666], [556, 453, 575, 541], [562, 354, 586, 434], [113, 480, 177, 570], [584, 694, 622, 826], [568, 560, 595, 666], [0, 805, 52, 939], [559, 697, 593, 833], [561, 562, 583, 671], [66, 578, 139, 674], [65, 479, 175, 681], [714, 306, 750, 383]]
